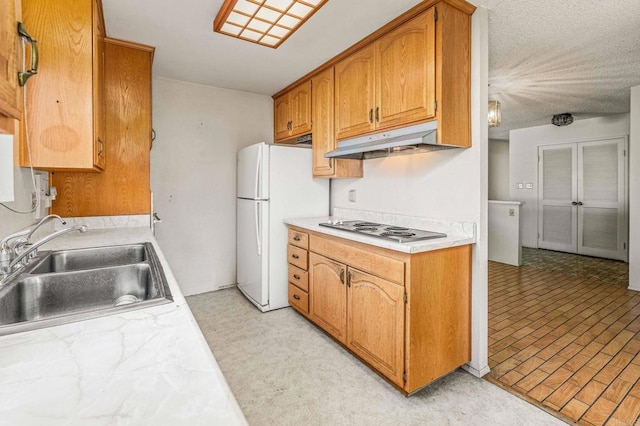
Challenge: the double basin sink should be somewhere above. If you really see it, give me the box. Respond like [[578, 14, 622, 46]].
[[0, 243, 173, 336]]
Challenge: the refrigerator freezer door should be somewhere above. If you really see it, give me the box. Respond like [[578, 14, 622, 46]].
[[237, 198, 269, 308], [237, 142, 269, 200]]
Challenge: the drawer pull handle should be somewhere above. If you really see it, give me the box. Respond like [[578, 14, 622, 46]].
[[293, 235, 301, 241], [293, 274, 300, 280], [293, 294, 300, 300], [292, 254, 299, 259]]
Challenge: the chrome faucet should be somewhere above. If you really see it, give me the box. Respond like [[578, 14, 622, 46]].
[[9, 225, 88, 270], [0, 215, 68, 272], [25, 214, 67, 243]]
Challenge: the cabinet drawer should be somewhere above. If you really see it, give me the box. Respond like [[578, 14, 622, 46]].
[[288, 283, 309, 314], [288, 244, 308, 270], [288, 229, 309, 249], [310, 235, 405, 285], [288, 264, 309, 292]]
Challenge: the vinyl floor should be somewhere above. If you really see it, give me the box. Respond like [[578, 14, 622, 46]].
[[488, 250, 639, 425]]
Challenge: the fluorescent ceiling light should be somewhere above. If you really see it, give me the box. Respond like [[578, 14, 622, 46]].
[[214, 0, 328, 48]]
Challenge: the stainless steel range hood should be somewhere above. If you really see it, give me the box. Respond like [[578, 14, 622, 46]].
[[325, 121, 457, 160]]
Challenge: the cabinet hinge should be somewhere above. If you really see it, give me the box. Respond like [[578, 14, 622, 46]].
[[434, 9, 438, 22], [403, 371, 407, 383], [404, 293, 407, 304]]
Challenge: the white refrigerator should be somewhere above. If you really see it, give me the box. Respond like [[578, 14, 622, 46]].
[[237, 142, 329, 312]]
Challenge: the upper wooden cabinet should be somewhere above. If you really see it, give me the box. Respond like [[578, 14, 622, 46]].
[[335, 11, 436, 140], [274, 80, 311, 143], [0, 0, 22, 131], [336, 9, 436, 140], [273, 0, 474, 150], [311, 67, 362, 178], [20, 0, 106, 171]]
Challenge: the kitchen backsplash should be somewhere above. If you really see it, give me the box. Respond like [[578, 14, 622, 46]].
[[54, 215, 151, 230]]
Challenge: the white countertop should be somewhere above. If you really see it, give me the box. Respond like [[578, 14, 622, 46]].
[[0, 227, 247, 425], [285, 212, 476, 254]]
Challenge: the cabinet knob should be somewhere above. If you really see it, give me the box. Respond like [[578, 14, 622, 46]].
[[292, 254, 299, 259], [293, 294, 300, 300]]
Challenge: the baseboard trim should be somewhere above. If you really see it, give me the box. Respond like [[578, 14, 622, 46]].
[[462, 363, 490, 378]]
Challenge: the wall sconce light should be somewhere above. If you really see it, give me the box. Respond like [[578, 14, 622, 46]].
[[488, 100, 501, 128], [551, 113, 574, 127]]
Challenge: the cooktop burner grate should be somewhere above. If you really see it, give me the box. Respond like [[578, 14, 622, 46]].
[[319, 220, 447, 243]]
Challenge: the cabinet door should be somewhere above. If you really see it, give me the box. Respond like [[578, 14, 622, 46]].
[[347, 268, 405, 386], [92, 0, 105, 169], [273, 92, 290, 142], [309, 252, 347, 344], [0, 0, 22, 121], [21, 0, 96, 170], [375, 9, 436, 130], [311, 68, 335, 176], [289, 80, 311, 138], [335, 45, 375, 140]]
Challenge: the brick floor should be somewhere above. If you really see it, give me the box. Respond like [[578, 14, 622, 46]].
[[488, 255, 639, 426]]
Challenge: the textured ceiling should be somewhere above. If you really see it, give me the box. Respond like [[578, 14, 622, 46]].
[[102, 0, 640, 139], [486, 0, 640, 139]]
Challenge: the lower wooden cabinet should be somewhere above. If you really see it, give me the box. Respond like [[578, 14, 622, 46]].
[[347, 268, 405, 387], [309, 252, 347, 344], [289, 225, 472, 394]]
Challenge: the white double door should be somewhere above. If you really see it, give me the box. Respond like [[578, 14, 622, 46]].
[[538, 137, 627, 261]]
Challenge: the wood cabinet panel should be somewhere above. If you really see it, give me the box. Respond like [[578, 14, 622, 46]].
[[287, 244, 308, 270], [311, 67, 362, 179], [405, 244, 471, 393], [347, 268, 405, 386], [375, 9, 435, 130], [334, 45, 376, 140], [51, 39, 154, 217], [310, 234, 405, 285], [274, 80, 311, 142], [309, 252, 347, 344], [20, 0, 105, 171], [289, 80, 311, 136], [288, 228, 309, 249], [0, 0, 22, 121], [288, 283, 309, 315], [288, 264, 308, 292], [274, 93, 290, 141]]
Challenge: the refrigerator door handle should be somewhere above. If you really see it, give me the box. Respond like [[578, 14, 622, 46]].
[[255, 145, 262, 199], [255, 201, 262, 256]]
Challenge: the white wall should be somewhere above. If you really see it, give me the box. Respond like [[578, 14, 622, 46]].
[[151, 77, 273, 296], [509, 114, 631, 248], [0, 135, 38, 237], [331, 8, 490, 377], [629, 86, 640, 290], [488, 139, 510, 200]]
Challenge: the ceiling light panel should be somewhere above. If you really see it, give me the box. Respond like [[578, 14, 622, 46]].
[[214, 0, 328, 48]]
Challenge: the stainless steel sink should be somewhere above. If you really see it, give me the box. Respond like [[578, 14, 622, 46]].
[[0, 242, 173, 336], [29, 244, 147, 274]]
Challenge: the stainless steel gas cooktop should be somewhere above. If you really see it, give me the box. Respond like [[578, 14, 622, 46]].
[[319, 220, 447, 243]]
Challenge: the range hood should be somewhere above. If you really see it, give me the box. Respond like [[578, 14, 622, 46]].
[[325, 121, 457, 160]]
